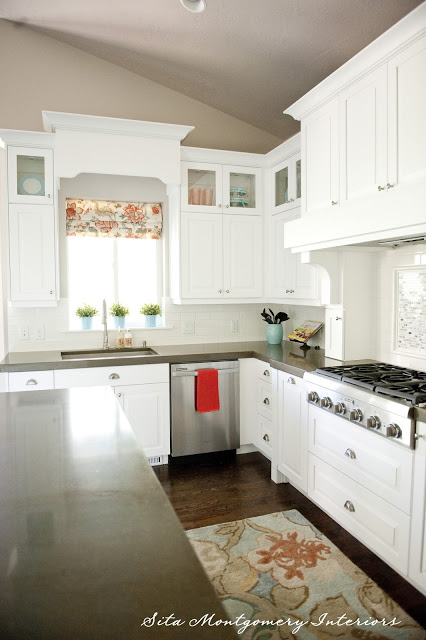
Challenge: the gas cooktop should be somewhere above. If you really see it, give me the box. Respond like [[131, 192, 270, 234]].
[[315, 363, 426, 405]]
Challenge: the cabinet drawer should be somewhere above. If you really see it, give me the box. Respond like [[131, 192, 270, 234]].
[[54, 364, 169, 389], [257, 361, 272, 383], [308, 454, 410, 574], [9, 370, 54, 392], [257, 380, 272, 420], [308, 405, 413, 513], [257, 414, 272, 459]]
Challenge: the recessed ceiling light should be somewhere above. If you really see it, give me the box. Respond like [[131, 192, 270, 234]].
[[180, 0, 207, 13]]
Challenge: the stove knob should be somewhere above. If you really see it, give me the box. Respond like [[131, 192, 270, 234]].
[[320, 396, 333, 409], [367, 415, 381, 430], [385, 423, 402, 439], [308, 391, 320, 404], [349, 408, 363, 422], [334, 402, 346, 415]]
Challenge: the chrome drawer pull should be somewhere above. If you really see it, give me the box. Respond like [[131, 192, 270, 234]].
[[263, 434, 270, 442], [26, 379, 38, 386], [344, 448, 356, 460], [344, 500, 355, 512], [263, 397, 270, 405], [263, 370, 270, 377], [109, 373, 120, 380], [287, 377, 295, 384]]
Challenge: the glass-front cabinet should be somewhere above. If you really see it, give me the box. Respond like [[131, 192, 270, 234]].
[[272, 153, 301, 214], [8, 147, 54, 205], [181, 162, 262, 215]]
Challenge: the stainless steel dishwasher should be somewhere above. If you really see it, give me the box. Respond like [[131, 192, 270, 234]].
[[171, 361, 240, 456]]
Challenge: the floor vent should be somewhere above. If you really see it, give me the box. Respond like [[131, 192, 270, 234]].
[[147, 456, 162, 466]]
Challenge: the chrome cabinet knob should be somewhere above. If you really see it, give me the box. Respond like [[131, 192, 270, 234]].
[[377, 185, 386, 191], [287, 377, 295, 384], [335, 316, 342, 321], [47, 194, 51, 198], [331, 200, 338, 206], [109, 373, 120, 380], [262, 433, 270, 442], [225, 204, 229, 208], [386, 183, 395, 189], [349, 408, 363, 422], [344, 500, 355, 512], [263, 397, 270, 405], [263, 370, 270, 377], [26, 379, 38, 385], [226, 289, 230, 293], [117, 393, 122, 397], [218, 289, 223, 293], [367, 415, 381, 430], [218, 203, 222, 208], [385, 423, 402, 439], [344, 448, 356, 460], [49, 290, 53, 295], [308, 391, 319, 404], [320, 396, 333, 409]]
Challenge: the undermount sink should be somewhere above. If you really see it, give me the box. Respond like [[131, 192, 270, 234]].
[[61, 348, 159, 360]]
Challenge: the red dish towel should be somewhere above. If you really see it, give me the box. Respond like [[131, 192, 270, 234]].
[[195, 369, 220, 413]]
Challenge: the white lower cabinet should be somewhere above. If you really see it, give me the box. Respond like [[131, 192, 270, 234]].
[[324, 307, 344, 360], [115, 383, 170, 459], [308, 454, 410, 574], [409, 419, 426, 595], [274, 371, 308, 492]]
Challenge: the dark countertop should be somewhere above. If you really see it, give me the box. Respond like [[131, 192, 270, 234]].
[[0, 387, 236, 640], [0, 340, 343, 377]]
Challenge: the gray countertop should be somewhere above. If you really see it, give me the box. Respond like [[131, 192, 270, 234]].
[[0, 387, 237, 639], [0, 340, 343, 377]]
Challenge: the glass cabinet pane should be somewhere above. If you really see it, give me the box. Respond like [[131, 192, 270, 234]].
[[188, 169, 216, 206], [229, 172, 256, 208], [296, 159, 301, 200], [16, 154, 46, 197], [275, 167, 288, 207]]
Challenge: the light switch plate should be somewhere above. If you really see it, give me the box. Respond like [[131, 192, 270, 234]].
[[231, 319, 239, 333], [182, 321, 195, 334], [35, 326, 45, 340]]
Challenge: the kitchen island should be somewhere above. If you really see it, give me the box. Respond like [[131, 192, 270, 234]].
[[0, 387, 236, 639]]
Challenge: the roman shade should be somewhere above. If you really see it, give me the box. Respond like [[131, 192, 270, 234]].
[[66, 199, 163, 239]]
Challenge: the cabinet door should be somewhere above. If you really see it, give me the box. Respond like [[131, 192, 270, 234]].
[[181, 162, 223, 213], [181, 212, 223, 299], [223, 214, 262, 298], [339, 66, 388, 203], [303, 98, 339, 214], [272, 154, 301, 215], [277, 372, 308, 492], [388, 35, 426, 187], [409, 420, 426, 595], [115, 383, 170, 458], [222, 165, 262, 215], [8, 147, 54, 205], [324, 308, 344, 360], [9, 204, 57, 303]]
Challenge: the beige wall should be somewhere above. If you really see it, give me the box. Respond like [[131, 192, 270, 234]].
[[0, 20, 282, 154]]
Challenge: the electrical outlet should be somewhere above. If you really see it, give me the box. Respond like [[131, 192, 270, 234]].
[[35, 326, 45, 340], [231, 319, 239, 333], [182, 320, 195, 334], [19, 326, 29, 340]]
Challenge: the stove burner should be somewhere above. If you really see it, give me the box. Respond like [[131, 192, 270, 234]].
[[315, 363, 426, 405]]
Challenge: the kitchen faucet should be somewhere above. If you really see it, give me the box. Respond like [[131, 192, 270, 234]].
[[102, 299, 109, 350]]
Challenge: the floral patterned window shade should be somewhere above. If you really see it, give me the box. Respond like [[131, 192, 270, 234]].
[[66, 199, 163, 239]]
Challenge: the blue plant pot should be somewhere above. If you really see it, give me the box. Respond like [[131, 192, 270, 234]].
[[144, 315, 157, 327], [113, 316, 125, 329], [266, 323, 283, 345], [80, 317, 93, 330]]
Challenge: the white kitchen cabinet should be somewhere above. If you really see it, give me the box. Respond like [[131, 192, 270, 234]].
[[272, 153, 301, 214], [324, 307, 344, 360], [7, 147, 54, 205], [339, 66, 388, 204], [302, 98, 339, 215], [181, 161, 262, 215], [388, 34, 426, 188], [180, 212, 223, 299], [409, 419, 426, 595], [180, 212, 262, 300], [223, 215, 262, 297], [8, 204, 57, 304], [9, 370, 54, 392], [276, 371, 308, 493], [115, 383, 170, 459]]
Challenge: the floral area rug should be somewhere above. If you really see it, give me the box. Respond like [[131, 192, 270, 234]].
[[187, 510, 425, 639]]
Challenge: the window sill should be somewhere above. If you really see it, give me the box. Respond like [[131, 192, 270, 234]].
[[61, 325, 174, 333]]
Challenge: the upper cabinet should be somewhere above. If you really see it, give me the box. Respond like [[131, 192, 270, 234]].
[[181, 161, 262, 215], [8, 147, 54, 205], [272, 152, 301, 214]]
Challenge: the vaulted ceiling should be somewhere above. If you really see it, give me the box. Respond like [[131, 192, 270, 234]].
[[0, 0, 423, 141]]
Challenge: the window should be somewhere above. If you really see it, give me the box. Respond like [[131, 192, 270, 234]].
[[67, 236, 162, 328]]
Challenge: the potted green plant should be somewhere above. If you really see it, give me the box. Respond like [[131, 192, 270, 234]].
[[76, 304, 98, 330], [140, 303, 161, 328], [109, 302, 129, 329], [261, 308, 290, 344]]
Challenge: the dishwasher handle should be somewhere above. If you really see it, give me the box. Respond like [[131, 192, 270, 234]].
[[172, 369, 238, 377]]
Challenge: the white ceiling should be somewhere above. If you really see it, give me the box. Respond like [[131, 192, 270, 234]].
[[0, 0, 423, 140]]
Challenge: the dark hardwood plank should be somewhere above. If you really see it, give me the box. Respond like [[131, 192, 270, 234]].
[[154, 451, 426, 628]]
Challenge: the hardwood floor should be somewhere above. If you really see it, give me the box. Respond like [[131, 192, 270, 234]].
[[154, 451, 426, 629]]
